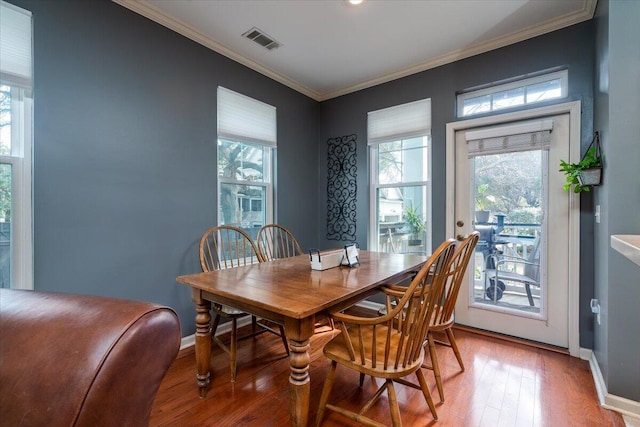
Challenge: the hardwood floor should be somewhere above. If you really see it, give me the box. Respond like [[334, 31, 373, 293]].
[[150, 325, 625, 427]]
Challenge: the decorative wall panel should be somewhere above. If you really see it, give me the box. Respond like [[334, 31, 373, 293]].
[[326, 134, 357, 241]]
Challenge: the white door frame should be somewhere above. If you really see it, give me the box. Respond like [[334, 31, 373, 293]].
[[445, 101, 581, 357]]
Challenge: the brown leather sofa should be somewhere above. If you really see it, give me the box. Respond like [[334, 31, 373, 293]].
[[0, 289, 181, 426]]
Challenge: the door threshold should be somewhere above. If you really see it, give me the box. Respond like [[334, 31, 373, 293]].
[[453, 324, 569, 355]]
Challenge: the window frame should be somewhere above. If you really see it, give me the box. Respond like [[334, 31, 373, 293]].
[[217, 139, 273, 228], [369, 135, 432, 255], [457, 70, 568, 118], [0, 85, 33, 290], [216, 87, 276, 230], [1, 0, 34, 290]]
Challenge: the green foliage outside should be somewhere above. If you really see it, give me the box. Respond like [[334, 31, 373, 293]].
[[474, 150, 542, 226]]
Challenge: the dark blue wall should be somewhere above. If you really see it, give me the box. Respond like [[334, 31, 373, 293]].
[[13, 0, 602, 352], [12, 0, 319, 336], [594, 0, 640, 402], [317, 21, 597, 349]]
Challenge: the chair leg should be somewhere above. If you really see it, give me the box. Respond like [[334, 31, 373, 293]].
[[277, 324, 290, 355], [446, 328, 465, 371], [316, 361, 337, 427], [251, 315, 258, 335], [416, 367, 438, 420], [359, 373, 365, 387], [230, 318, 237, 382], [210, 313, 221, 337], [427, 332, 444, 403], [525, 284, 535, 306], [386, 379, 402, 427]]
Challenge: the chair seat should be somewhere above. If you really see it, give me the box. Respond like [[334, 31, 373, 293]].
[[324, 325, 424, 379], [485, 268, 539, 286]]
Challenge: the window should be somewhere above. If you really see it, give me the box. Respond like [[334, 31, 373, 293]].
[[0, 1, 33, 290], [457, 70, 567, 117], [217, 87, 275, 232], [368, 99, 431, 255]]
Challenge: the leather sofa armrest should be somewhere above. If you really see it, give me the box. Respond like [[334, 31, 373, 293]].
[[0, 289, 181, 427]]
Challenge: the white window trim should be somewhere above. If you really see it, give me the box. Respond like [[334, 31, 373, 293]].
[[368, 136, 432, 254], [216, 87, 276, 228], [0, 88, 33, 290], [457, 70, 568, 118]]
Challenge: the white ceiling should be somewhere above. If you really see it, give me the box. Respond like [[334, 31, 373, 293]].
[[114, 0, 596, 101]]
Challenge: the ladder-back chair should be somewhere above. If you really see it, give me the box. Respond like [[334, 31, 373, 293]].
[[256, 224, 304, 261], [199, 225, 289, 382], [424, 231, 479, 402]]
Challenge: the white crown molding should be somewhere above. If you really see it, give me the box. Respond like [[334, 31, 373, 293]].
[[113, 0, 596, 102], [112, 0, 322, 100], [322, 0, 597, 100]]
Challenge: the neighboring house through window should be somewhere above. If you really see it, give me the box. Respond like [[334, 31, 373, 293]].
[[0, 1, 33, 289], [368, 99, 432, 255], [217, 87, 275, 234]]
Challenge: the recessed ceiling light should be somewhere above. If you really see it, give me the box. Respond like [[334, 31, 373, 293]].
[[347, 0, 364, 5]]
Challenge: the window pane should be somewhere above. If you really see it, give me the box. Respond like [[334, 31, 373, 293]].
[[0, 164, 11, 288], [217, 139, 264, 182], [377, 137, 428, 184], [376, 185, 428, 255], [526, 79, 562, 103], [462, 94, 491, 116], [492, 87, 525, 111], [472, 149, 544, 314], [0, 85, 11, 155], [220, 183, 266, 229]]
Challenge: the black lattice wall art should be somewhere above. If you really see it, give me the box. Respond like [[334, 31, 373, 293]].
[[326, 134, 357, 241]]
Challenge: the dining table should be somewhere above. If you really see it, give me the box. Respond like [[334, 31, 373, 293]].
[[176, 250, 428, 427]]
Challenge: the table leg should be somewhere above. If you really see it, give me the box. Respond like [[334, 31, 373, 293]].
[[194, 295, 212, 398], [285, 317, 315, 427]]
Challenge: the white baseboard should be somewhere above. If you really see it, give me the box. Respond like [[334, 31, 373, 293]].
[[583, 347, 640, 422]]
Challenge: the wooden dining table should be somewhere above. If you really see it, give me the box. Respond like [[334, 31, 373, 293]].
[[176, 250, 428, 427]]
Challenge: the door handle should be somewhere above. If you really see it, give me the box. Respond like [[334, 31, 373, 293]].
[[456, 234, 465, 241], [456, 220, 464, 227]]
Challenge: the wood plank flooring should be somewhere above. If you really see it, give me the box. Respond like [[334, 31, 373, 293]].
[[150, 325, 625, 427]]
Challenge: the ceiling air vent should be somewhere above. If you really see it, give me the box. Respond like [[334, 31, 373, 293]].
[[242, 27, 281, 50]]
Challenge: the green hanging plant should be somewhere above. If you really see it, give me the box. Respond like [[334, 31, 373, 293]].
[[559, 132, 602, 193]]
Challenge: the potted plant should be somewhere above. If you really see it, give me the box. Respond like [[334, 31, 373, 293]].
[[475, 183, 495, 223], [559, 131, 602, 193], [404, 206, 426, 246]]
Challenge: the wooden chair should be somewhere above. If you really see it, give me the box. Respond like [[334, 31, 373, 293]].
[[315, 239, 457, 426], [199, 225, 289, 382], [424, 231, 480, 403], [256, 224, 304, 261]]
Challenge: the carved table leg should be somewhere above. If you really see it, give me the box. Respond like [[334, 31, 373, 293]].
[[285, 317, 315, 427], [193, 292, 212, 398]]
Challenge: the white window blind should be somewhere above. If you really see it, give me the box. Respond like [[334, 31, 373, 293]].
[[466, 119, 553, 157], [367, 99, 431, 145], [217, 87, 277, 147], [0, 1, 32, 88]]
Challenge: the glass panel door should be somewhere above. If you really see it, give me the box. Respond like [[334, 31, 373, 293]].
[[452, 113, 572, 348], [471, 149, 545, 315]]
